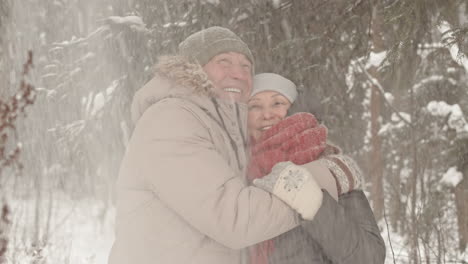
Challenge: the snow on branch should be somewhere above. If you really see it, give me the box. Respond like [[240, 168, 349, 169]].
[[52, 26, 108, 47], [378, 112, 412, 136], [106, 15, 149, 33], [440, 166, 463, 187], [438, 20, 468, 73], [52, 15, 148, 48], [366, 50, 387, 68], [427, 101, 468, 133], [162, 21, 188, 28], [412, 75, 457, 94]]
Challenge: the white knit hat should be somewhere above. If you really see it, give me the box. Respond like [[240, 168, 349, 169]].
[[251, 73, 298, 103]]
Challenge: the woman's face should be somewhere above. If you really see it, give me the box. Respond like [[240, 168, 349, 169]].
[[247, 91, 292, 141]]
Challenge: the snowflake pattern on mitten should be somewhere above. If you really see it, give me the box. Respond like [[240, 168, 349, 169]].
[[282, 168, 306, 192]]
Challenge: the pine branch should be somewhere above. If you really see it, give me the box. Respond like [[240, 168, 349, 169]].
[[355, 59, 413, 126], [438, 20, 468, 73]]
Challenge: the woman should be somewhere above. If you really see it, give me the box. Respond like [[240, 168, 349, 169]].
[[246, 73, 386, 264]]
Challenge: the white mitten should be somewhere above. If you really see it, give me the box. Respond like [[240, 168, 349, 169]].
[[253, 161, 323, 220]]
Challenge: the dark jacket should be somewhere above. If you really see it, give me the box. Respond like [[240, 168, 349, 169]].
[[269, 190, 386, 264]]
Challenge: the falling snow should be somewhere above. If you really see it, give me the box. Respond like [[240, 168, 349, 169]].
[[1, 1, 467, 264]]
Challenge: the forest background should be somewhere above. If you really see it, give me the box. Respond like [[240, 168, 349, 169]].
[[0, 0, 467, 263]]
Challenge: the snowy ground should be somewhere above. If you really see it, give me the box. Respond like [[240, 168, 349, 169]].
[[6, 194, 115, 264], [5, 194, 467, 264], [381, 220, 468, 264]]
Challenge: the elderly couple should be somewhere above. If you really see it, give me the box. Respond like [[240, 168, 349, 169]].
[[109, 27, 386, 264]]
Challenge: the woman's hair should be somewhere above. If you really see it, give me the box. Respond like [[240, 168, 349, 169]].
[[287, 85, 323, 122]]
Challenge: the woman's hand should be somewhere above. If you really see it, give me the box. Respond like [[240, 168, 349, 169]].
[[247, 113, 328, 181], [283, 125, 327, 164], [252, 112, 323, 155]]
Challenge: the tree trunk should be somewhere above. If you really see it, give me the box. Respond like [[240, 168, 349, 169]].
[[454, 177, 468, 252], [409, 63, 420, 264], [368, 3, 385, 221], [0, 199, 10, 264]]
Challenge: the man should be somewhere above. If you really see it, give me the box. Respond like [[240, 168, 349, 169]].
[[108, 26, 329, 264]]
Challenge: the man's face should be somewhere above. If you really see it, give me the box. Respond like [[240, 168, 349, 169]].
[[203, 52, 253, 103]]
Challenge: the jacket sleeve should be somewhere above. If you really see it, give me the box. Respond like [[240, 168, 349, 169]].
[[300, 190, 386, 263], [120, 100, 300, 249]]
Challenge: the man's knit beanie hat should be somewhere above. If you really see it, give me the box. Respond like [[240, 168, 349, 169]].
[[178, 26, 254, 66], [251, 73, 298, 103]]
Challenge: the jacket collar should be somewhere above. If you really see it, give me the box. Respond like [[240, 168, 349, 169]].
[[130, 55, 248, 138]]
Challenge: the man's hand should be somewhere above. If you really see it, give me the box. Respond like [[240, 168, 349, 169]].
[[253, 161, 323, 220]]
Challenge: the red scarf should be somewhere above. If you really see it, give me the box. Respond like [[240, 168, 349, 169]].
[[247, 113, 328, 264]]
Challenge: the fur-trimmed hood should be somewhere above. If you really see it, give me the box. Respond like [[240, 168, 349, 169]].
[[131, 55, 216, 124]]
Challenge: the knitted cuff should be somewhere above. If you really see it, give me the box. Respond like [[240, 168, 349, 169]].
[[320, 155, 363, 195]]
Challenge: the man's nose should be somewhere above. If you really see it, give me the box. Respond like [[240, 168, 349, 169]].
[[228, 64, 249, 81]]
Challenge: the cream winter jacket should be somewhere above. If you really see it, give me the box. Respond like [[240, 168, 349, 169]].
[[108, 56, 312, 264]]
